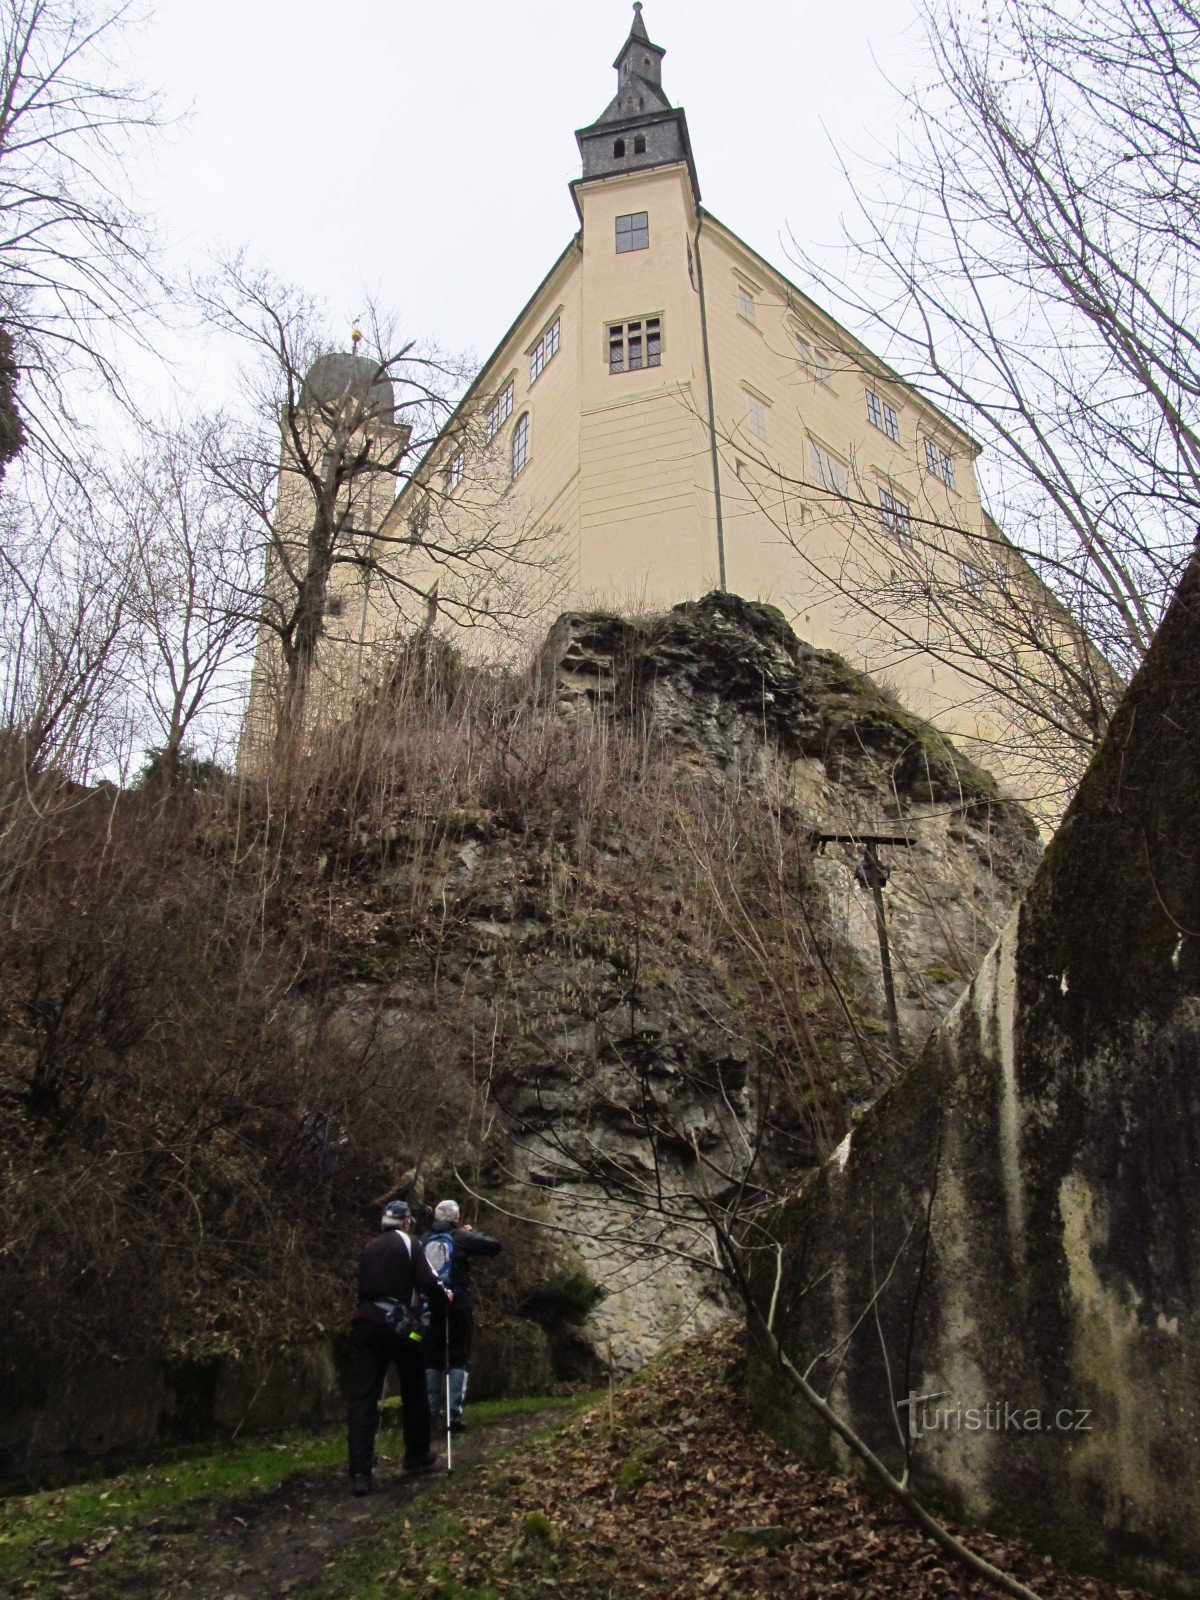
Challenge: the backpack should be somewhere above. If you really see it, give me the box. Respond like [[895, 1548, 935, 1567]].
[[424, 1230, 456, 1288], [372, 1232, 426, 1340]]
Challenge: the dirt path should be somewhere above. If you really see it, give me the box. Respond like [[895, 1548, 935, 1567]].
[[67, 1410, 562, 1600]]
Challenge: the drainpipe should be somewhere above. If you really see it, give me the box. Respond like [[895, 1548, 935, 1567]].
[[693, 212, 727, 592]]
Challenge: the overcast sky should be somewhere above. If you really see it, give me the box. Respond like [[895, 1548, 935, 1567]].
[[124, 0, 932, 409]]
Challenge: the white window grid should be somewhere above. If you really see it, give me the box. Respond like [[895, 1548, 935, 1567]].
[[810, 441, 849, 497], [924, 437, 957, 490], [486, 381, 515, 442], [738, 284, 758, 325], [746, 393, 768, 441], [608, 317, 662, 373], [879, 487, 913, 545], [512, 413, 530, 479], [443, 451, 465, 493], [961, 559, 984, 597], [529, 318, 561, 385], [867, 391, 900, 443]]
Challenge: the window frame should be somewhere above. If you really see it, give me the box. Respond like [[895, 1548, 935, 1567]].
[[923, 436, 957, 490], [810, 439, 850, 498], [511, 411, 530, 480], [608, 315, 663, 374], [794, 327, 832, 386], [745, 391, 769, 442], [407, 495, 430, 543], [443, 451, 465, 494], [486, 380, 515, 442], [615, 211, 650, 253], [529, 317, 561, 386], [866, 389, 900, 444], [879, 486, 913, 545], [737, 283, 758, 326]]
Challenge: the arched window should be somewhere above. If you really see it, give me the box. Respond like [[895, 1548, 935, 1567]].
[[512, 412, 530, 479], [634, 134, 646, 155], [614, 138, 626, 158]]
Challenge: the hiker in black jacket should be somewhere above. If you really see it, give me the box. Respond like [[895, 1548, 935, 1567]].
[[421, 1199, 502, 1432], [346, 1199, 451, 1495]]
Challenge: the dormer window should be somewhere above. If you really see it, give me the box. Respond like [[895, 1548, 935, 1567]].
[[614, 138, 626, 158], [634, 135, 647, 154]]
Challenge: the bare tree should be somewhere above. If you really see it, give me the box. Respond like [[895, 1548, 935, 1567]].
[[783, 0, 1197, 753], [195, 257, 557, 762], [110, 418, 259, 782], [0, 474, 138, 779], [0, 0, 164, 468]]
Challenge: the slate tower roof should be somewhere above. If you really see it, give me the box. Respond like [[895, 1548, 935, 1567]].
[[574, 3, 700, 201]]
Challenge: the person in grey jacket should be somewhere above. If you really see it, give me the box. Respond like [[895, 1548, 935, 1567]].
[[421, 1199, 502, 1432]]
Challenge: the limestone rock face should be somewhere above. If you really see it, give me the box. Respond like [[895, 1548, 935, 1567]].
[[748, 556, 1200, 1593], [356, 594, 1042, 1372], [541, 592, 1042, 1041]]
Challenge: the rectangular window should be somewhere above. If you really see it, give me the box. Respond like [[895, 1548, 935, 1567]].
[[867, 390, 900, 443], [608, 317, 663, 374], [443, 451, 465, 493], [746, 393, 768, 441], [810, 441, 849, 497], [486, 381, 514, 442], [529, 317, 561, 385], [615, 211, 649, 253], [738, 284, 757, 325], [961, 559, 984, 597], [924, 437, 957, 490], [797, 333, 833, 386], [407, 495, 430, 543], [879, 487, 912, 545]]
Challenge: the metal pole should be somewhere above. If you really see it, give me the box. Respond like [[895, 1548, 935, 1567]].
[[445, 1313, 453, 1473], [865, 844, 902, 1061]]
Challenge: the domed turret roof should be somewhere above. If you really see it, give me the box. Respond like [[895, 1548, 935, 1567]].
[[300, 352, 395, 421]]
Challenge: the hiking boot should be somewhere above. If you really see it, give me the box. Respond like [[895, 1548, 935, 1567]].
[[449, 1416, 467, 1434], [350, 1473, 372, 1496], [402, 1450, 439, 1475]]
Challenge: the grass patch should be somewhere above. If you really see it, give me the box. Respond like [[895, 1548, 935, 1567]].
[[0, 1428, 343, 1594], [0, 1396, 586, 1598]]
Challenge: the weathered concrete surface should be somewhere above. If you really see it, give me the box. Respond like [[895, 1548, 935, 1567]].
[[749, 557, 1200, 1594]]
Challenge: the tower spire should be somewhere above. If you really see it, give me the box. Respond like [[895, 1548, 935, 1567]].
[[573, 2, 700, 202]]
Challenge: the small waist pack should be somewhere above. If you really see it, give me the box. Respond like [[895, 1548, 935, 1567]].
[[374, 1298, 425, 1340]]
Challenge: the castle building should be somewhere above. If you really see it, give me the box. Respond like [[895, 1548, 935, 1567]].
[[258, 4, 1091, 815]]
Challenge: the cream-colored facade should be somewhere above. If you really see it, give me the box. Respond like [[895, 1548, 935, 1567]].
[[268, 5, 1097, 816]]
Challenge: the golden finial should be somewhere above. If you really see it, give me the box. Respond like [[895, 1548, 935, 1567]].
[[350, 326, 362, 349]]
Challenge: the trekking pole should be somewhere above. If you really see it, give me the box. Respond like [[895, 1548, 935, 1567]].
[[445, 1313, 453, 1474]]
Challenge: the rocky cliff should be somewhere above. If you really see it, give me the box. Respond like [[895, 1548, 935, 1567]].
[[360, 594, 1042, 1370]]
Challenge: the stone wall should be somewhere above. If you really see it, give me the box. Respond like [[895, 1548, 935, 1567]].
[[748, 557, 1200, 1595]]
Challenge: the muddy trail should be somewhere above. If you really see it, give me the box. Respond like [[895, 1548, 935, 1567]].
[[3, 1406, 566, 1600]]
